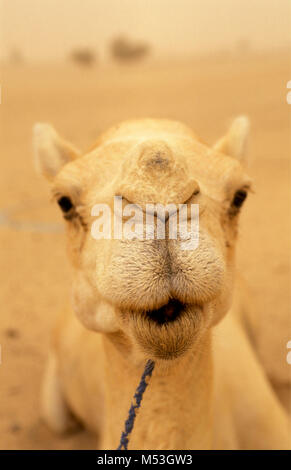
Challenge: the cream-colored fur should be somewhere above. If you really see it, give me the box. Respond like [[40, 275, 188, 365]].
[[34, 118, 290, 449]]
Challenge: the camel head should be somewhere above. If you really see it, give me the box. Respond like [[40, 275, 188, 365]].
[[34, 118, 251, 361]]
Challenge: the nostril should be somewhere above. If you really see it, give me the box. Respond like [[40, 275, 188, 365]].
[[193, 187, 200, 196], [184, 181, 200, 202], [192, 181, 200, 197]]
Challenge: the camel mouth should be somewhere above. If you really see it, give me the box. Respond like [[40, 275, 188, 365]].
[[127, 301, 204, 360], [145, 299, 186, 325]]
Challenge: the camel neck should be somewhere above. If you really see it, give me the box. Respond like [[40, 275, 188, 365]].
[[101, 331, 213, 450]]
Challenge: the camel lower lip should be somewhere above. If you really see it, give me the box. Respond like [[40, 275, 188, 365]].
[[128, 302, 203, 360]]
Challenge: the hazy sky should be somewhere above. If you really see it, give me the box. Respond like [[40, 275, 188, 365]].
[[1, 0, 290, 61]]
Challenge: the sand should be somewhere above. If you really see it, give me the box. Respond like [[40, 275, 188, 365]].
[[0, 52, 290, 449]]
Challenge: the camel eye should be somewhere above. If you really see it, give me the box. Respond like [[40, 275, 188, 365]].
[[57, 196, 74, 213], [232, 189, 247, 209]]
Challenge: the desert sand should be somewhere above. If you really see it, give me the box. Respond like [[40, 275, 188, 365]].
[[0, 52, 290, 449]]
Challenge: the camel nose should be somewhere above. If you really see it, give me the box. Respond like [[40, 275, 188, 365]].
[[138, 140, 174, 174]]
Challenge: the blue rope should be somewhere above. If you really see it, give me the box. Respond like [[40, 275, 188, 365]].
[[117, 359, 155, 450]]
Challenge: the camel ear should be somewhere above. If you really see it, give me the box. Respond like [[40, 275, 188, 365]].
[[213, 116, 250, 162], [33, 123, 80, 180]]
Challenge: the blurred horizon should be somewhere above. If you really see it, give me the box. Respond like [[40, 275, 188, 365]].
[[0, 0, 290, 64]]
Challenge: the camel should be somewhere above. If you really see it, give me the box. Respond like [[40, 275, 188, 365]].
[[33, 117, 291, 450]]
